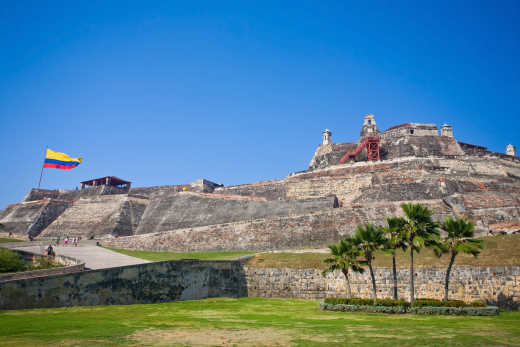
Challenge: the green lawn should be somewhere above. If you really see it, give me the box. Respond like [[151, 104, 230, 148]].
[[105, 247, 256, 261], [0, 237, 23, 243], [0, 298, 518, 346]]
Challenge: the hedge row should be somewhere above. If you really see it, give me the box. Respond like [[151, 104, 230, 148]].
[[324, 298, 410, 307], [320, 302, 499, 316], [324, 297, 486, 308]]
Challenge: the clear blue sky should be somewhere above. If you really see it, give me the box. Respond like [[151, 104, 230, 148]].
[[1, 1, 519, 208]]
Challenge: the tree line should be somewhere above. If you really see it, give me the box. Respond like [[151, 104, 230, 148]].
[[322, 203, 483, 304]]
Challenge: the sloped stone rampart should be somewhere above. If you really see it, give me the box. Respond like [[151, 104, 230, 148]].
[[244, 265, 520, 305], [40, 195, 148, 238], [135, 193, 337, 235], [102, 201, 449, 252], [0, 199, 70, 236]]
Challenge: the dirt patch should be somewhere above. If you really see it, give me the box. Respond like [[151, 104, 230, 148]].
[[129, 327, 337, 346]]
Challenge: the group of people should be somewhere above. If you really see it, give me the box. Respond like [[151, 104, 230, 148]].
[[55, 236, 81, 247]]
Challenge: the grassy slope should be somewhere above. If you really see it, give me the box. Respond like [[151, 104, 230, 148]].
[[105, 247, 256, 261], [1, 298, 519, 346], [247, 234, 520, 269]]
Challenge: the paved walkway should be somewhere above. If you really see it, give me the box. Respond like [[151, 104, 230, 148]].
[[4, 240, 150, 270]]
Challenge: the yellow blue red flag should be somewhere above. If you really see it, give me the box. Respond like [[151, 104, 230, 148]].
[[43, 148, 82, 170]]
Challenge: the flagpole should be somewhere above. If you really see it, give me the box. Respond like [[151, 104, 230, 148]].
[[38, 146, 48, 189]]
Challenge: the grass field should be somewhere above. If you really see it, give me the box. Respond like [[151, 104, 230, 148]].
[[247, 234, 520, 269], [106, 247, 256, 261], [0, 237, 23, 243], [0, 298, 518, 346]]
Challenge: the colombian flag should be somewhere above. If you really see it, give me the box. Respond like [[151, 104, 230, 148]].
[[43, 148, 82, 170]]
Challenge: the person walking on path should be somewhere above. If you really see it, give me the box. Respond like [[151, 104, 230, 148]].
[[56, 236, 60, 246]]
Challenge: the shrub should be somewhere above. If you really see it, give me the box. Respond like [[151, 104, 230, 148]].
[[412, 298, 467, 308], [324, 298, 410, 308], [0, 249, 26, 273], [471, 300, 486, 307], [26, 257, 63, 271]]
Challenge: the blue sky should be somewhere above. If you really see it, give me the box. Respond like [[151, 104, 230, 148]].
[[0, 1, 519, 208]]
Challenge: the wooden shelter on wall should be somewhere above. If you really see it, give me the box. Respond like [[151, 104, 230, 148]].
[[80, 176, 131, 190]]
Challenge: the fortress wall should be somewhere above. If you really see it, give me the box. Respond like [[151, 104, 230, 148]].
[[213, 179, 287, 201], [101, 200, 451, 252], [23, 189, 60, 202], [0, 260, 246, 310], [244, 265, 520, 305], [0, 200, 70, 236], [135, 193, 338, 235], [129, 185, 188, 198], [40, 195, 148, 238]]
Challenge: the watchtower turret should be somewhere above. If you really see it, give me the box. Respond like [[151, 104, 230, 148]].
[[322, 129, 332, 145], [360, 113, 379, 140], [441, 124, 453, 137], [506, 144, 517, 157]]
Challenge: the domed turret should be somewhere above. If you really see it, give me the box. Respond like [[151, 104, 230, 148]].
[[322, 129, 332, 145], [360, 113, 379, 140]]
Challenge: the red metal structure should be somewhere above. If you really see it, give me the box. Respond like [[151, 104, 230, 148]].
[[338, 136, 380, 164]]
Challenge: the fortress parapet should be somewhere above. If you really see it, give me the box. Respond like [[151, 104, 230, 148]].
[[380, 122, 439, 139]]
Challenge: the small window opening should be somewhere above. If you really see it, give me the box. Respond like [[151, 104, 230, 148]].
[[410, 129, 414, 135], [368, 120, 372, 125]]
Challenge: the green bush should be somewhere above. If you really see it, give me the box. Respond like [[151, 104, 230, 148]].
[[26, 257, 63, 271], [0, 249, 25, 273], [470, 300, 486, 307], [324, 298, 410, 308], [412, 298, 467, 307], [320, 302, 499, 316]]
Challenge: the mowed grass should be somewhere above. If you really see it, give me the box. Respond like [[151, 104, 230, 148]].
[[105, 247, 256, 261], [1, 297, 519, 346], [247, 234, 520, 269]]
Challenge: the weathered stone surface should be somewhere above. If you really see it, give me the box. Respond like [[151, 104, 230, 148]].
[[0, 199, 70, 237], [244, 265, 520, 305], [0, 260, 246, 310], [40, 195, 148, 238], [1, 261, 517, 309], [135, 192, 338, 235]]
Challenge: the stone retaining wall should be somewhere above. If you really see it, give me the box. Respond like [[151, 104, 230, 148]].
[[244, 265, 520, 305], [0, 260, 246, 310]]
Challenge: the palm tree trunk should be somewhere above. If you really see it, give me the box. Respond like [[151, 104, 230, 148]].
[[341, 268, 353, 298], [444, 251, 456, 301], [368, 260, 377, 304], [392, 253, 398, 300], [410, 249, 415, 304]]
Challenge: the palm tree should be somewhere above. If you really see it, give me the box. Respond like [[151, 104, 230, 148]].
[[322, 237, 364, 298], [439, 217, 483, 301], [382, 216, 407, 300], [401, 203, 440, 303], [353, 224, 386, 304]]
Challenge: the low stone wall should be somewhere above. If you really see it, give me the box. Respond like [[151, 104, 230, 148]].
[[243, 266, 520, 306], [0, 260, 246, 310]]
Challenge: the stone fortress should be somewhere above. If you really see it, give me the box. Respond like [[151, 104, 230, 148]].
[[1, 114, 519, 252]]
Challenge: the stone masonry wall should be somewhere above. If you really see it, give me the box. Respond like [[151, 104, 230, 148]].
[[244, 265, 520, 305], [101, 200, 451, 252], [135, 192, 337, 235], [0, 260, 246, 310]]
